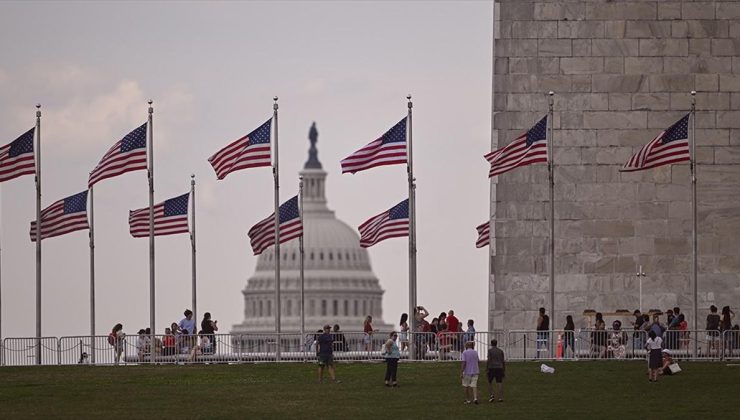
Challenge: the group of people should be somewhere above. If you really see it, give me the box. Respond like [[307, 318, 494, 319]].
[[408, 306, 477, 359], [108, 309, 219, 364]]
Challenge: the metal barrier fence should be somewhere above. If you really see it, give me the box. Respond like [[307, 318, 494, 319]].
[[2, 329, 738, 366]]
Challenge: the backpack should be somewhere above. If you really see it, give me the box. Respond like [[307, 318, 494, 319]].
[[108, 332, 117, 346]]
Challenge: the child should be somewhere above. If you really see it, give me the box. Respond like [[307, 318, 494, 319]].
[[460, 341, 480, 404], [645, 330, 663, 382]]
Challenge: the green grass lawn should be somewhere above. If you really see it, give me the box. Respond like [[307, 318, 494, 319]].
[[0, 361, 738, 419]]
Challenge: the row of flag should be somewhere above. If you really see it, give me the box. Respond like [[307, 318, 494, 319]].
[[474, 112, 691, 248], [1, 109, 691, 253]]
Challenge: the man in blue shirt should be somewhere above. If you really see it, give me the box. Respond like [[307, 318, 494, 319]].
[[316, 324, 340, 383], [178, 309, 196, 337]]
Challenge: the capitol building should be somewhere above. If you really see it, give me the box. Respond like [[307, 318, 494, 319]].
[[232, 123, 393, 335]]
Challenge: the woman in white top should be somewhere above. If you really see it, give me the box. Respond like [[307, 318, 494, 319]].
[[645, 330, 663, 382]]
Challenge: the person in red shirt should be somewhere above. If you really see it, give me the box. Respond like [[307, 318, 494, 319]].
[[162, 327, 176, 356], [446, 310, 460, 350]]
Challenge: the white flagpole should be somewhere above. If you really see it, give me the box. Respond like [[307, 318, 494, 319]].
[[407, 94, 417, 361], [191, 175, 197, 324], [35, 104, 42, 365], [548, 92, 555, 334], [147, 100, 156, 340], [89, 185, 96, 363], [272, 96, 281, 361], [299, 175, 305, 360], [691, 91, 698, 356]]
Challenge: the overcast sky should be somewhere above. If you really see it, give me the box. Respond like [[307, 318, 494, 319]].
[[0, 1, 493, 338]]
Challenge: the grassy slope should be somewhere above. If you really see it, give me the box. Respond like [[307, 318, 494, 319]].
[[0, 361, 738, 419]]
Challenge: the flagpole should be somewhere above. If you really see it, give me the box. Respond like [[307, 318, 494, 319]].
[[190, 174, 197, 324], [407, 94, 417, 361], [691, 91, 698, 357], [299, 175, 305, 361], [147, 100, 156, 341], [35, 104, 42, 365], [547, 92, 555, 335], [273, 96, 281, 361], [88, 185, 96, 364]]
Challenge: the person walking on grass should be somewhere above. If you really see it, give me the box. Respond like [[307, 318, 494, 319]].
[[316, 324, 340, 384], [382, 331, 401, 387], [646, 330, 663, 382], [460, 341, 480, 405], [486, 339, 505, 403]]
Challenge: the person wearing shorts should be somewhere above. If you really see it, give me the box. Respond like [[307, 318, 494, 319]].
[[460, 341, 479, 405], [486, 339, 505, 403], [316, 325, 339, 383]]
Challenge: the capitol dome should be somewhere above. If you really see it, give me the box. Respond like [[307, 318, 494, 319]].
[[232, 123, 393, 334]]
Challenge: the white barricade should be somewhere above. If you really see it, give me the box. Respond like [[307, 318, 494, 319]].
[[2, 337, 59, 366]]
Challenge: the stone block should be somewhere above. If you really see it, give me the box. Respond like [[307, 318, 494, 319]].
[[592, 74, 648, 93], [572, 75, 592, 92], [505, 93, 548, 111], [716, 2, 740, 19], [553, 146, 582, 165], [735, 57, 740, 73], [689, 39, 712, 57], [587, 2, 656, 20], [500, 1, 534, 21], [733, 94, 740, 111], [713, 145, 740, 163], [711, 39, 740, 56], [649, 74, 694, 92], [695, 111, 716, 129], [495, 74, 537, 93], [658, 2, 682, 20], [671, 21, 688, 38], [608, 93, 632, 111], [534, 2, 587, 21], [538, 57, 561, 74], [671, 164, 690, 183], [639, 39, 688, 57], [559, 111, 584, 129], [538, 75, 573, 93], [719, 74, 740, 92], [572, 39, 592, 56], [695, 74, 718, 92], [625, 57, 664, 74], [583, 111, 647, 129], [494, 220, 532, 238], [656, 183, 690, 201], [695, 145, 715, 163], [604, 57, 624, 74], [592, 39, 639, 56], [513, 20, 557, 39], [584, 220, 635, 238], [618, 237, 655, 256], [671, 92, 728, 111], [553, 129, 597, 147], [538, 39, 572, 57], [554, 93, 608, 111], [683, 20, 729, 38], [668, 201, 691, 220], [558, 21, 605, 38], [634, 219, 667, 236], [731, 21, 740, 38], [560, 57, 603, 75], [681, 2, 715, 20], [694, 129, 730, 146], [605, 20, 626, 38], [732, 129, 740, 145], [508, 57, 537, 74], [654, 237, 690, 256], [554, 165, 596, 184], [648, 111, 689, 129], [717, 112, 740, 129], [495, 57, 508, 74], [626, 20, 672, 38], [632, 93, 670, 111], [595, 166, 621, 183]]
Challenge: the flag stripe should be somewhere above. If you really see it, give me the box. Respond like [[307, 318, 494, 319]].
[[208, 120, 272, 180], [341, 118, 407, 174], [30, 191, 89, 241], [129, 194, 190, 238], [358, 199, 410, 248], [247, 196, 303, 255], [486, 116, 548, 178], [476, 221, 490, 248], [0, 128, 36, 183], [88, 124, 148, 187], [621, 114, 690, 172]]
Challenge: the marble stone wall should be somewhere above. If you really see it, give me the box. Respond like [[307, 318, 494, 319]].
[[490, 0, 740, 330]]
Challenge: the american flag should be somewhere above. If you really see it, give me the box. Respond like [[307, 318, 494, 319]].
[[485, 116, 548, 177], [248, 195, 303, 255], [476, 221, 490, 248], [358, 199, 409, 248], [88, 123, 148, 187], [208, 119, 272, 180], [30, 190, 89, 242], [0, 128, 35, 183], [621, 114, 690, 172], [129, 193, 190, 237], [341, 118, 407, 174]]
